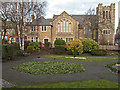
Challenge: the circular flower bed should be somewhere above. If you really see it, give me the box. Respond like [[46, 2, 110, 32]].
[[12, 61, 85, 75]]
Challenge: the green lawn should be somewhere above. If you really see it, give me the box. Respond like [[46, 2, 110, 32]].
[[40, 55, 118, 62], [7, 79, 119, 88], [12, 61, 85, 75]]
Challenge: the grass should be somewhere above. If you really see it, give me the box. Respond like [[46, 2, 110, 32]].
[[106, 62, 120, 73], [40, 55, 118, 62], [6, 79, 119, 88], [12, 61, 85, 75]]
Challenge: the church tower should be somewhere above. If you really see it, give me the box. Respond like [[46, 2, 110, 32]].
[[96, 3, 115, 45]]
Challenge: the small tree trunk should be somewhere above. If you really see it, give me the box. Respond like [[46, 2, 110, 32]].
[[3, 29, 7, 40]]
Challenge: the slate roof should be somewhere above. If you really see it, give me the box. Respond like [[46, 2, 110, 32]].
[[28, 16, 52, 26], [26, 12, 98, 29], [71, 15, 98, 29], [53, 15, 59, 21], [52, 14, 98, 29]]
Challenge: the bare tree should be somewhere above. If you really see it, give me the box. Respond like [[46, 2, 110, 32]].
[[0, 2, 12, 40], [85, 8, 95, 15], [0, 1, 47, 50]]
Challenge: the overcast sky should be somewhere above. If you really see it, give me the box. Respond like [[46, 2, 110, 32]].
[[45, 0, 120, 32]]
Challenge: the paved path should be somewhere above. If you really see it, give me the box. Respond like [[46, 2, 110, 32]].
[[2, 55, 120, 86]]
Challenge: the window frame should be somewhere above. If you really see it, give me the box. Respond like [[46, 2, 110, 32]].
[[31, 37, 34, 42], [103, 30, 111, 35], [41, 26, 47, 32], [58, 23, 60, 32], [36, 37, 38, 42], [66, 38, 73, 43], [69, 23, 71, 32]]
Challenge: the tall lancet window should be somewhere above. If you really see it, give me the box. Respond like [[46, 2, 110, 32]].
[[66, 21, 68, 32], [60, 21, 62, 32], [109, 11, 111, 19], [69, 23, 71, 32], [58, 23, 60, 32], [103, 11, 105, 19], [63, 21, 65, 32], [84, 24, 91, 34], [106, 11, 108, 19]]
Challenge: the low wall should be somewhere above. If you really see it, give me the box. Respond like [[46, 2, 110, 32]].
[[99, 45, 119, 50]]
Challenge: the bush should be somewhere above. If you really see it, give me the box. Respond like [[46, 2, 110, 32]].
[[66, 49, 73, 55], [82, 38, 99, 53], [27, 46, 35, 53], [44, 42, 50, 49], [24, 41, 30, 50], [91, 49, 107, 56], [55, 45, 65, 54], [12, 43, 20, 51], [2, 44, 8, 59], [28, 42, 40, 52], [66, 40, 83, 55], [67, 49, 79, 55], [2, 39, 8, 44], [16, 50, 24, 56], [54, 39, 66, 46], [2, 44, 14, 60]]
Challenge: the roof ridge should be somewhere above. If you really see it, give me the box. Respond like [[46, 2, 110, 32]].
[[71, 15, 97, 16]]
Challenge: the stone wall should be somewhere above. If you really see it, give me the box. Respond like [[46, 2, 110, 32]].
[[96, 3, 115, 45], [51, 11, 79, 47]]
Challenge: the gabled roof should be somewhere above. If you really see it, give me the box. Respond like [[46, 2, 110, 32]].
[[27, 11, 98, 28], [53, 13, 98, 29], [28, 16, 52, 26], [53, 15, 59, 21], [71, 15, 98, 29]]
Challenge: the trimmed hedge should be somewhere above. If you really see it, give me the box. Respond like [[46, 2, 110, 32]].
[[2, 44, 14, 60], [16, 50, 24, 56], [91, 49, 107, 56], [55, 45, 65, 54], [66, 49, 73, 55], [44, 42, 50, 48], [12, 43, 20, 51], [24, 41, 30, 50], [54, 39, 66, 46], [2, 39, 8, 44]]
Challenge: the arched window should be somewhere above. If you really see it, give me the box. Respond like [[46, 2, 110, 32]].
[[103, 11, 105, 19], [58, 23, 60, 32], [109, 11, 111, 19], [60, 22, 62, 32], [106, 11, 108, 19], [84, 25, 91, 34], [69, 23, 71, 32], [31, 37, 34, 42], [66, 21, 68, 32], [36, 37, 38, 42], [57, 20, 72, 33], [63, 21, 65, 32]]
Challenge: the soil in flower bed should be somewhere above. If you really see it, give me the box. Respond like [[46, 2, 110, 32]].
[[12, 61, 85, 75]]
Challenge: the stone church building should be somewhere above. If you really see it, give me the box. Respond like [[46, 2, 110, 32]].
[[26, 3, 115, 47]]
